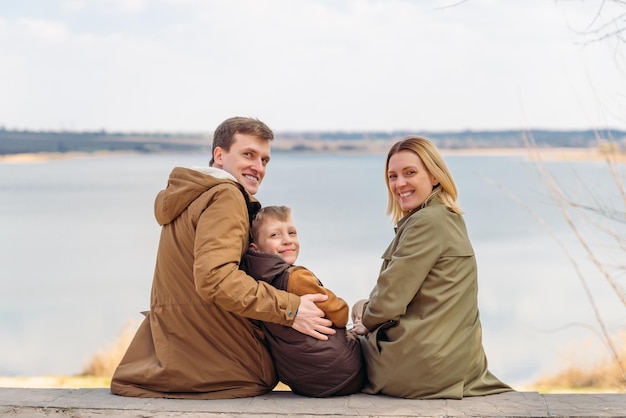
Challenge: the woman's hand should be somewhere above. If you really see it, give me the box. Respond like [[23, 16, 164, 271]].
[[291, 294, 335, 340]]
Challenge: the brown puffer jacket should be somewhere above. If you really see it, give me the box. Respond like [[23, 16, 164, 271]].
[[241, 249, 366, 397], [111, 167, 300, 399]]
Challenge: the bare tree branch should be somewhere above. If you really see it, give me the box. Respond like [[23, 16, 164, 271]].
[[557, 0, 626, 44], [524, 131, 626, 308], [481, 167, 626, 384], [434, 0, 471, 11]]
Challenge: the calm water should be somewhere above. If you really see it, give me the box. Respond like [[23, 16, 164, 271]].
[[0, 152, 624, 386]]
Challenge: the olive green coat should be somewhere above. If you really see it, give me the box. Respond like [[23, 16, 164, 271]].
[[359, 196, 512, 399], [111, 167, 300, 399]]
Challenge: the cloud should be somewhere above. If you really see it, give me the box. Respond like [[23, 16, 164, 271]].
[[62, 0, 147, 14], [13, 17, 70, 43], [0, 0, 624, 131]]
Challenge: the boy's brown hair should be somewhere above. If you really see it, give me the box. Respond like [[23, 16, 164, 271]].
[[250, 205, 291, 243]]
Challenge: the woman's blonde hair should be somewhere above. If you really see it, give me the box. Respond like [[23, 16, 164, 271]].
[[385, 136, 463, 224]]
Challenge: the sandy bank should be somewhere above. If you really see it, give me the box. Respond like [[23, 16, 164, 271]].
[[449, 147, 626, 162], [1, 148, 624, 164], [0, 150, 140, 164], [0, 375, 110, 389]]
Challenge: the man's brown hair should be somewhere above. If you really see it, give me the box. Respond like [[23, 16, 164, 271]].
[[210, 117, 274, 166]]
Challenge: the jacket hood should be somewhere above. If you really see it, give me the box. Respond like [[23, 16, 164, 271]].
[[241, 249, 290, 285], [155, 166, 256, 225]]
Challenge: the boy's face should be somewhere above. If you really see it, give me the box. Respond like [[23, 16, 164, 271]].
[[251, 215, 300, 265]]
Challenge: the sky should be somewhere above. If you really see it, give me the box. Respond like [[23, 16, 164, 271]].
[[0, 0, 625, 133]]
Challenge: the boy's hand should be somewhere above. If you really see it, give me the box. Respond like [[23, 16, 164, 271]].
[[351, 298, 368, 323], [349, 319, 369, 336]]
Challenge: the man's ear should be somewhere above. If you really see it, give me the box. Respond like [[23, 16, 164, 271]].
[[213, 147, 224, 168]]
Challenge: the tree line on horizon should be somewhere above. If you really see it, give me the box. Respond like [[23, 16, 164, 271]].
[[0, 127, 624, 155]]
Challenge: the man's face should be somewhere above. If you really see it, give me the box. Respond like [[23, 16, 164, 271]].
[[213, 133, 271, 195]]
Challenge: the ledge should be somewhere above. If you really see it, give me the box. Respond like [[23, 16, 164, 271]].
[[1, 388, 626, 417]]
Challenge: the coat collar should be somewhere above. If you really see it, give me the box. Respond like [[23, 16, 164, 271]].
[[191, 166, 237, 182], [241, 249, 290, 284], [396, 194, 443, 230]]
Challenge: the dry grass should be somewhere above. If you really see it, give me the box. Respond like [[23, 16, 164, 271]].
[[531, 332, 626, 393], [80, 320, 137, 377]]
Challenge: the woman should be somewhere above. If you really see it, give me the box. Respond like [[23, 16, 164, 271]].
[[351, 136, 512, 399]]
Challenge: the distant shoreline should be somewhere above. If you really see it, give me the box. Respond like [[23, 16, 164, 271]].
[[443, 147, 626, 162], [0, 150, 143, 164], [0, 147, 624, 164]]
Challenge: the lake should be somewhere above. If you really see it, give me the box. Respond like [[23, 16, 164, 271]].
[[0, 151, 624, 387]]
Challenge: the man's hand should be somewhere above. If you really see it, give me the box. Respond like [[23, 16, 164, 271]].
[[291, 293, 335, 340]]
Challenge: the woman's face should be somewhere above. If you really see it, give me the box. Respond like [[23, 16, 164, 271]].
[[387, 150, 439, 212]]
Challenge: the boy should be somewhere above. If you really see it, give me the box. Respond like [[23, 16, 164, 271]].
[[241, 206, 366, 397]]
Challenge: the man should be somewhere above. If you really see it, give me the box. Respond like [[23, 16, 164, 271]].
[[110, 117, 334, 399]]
